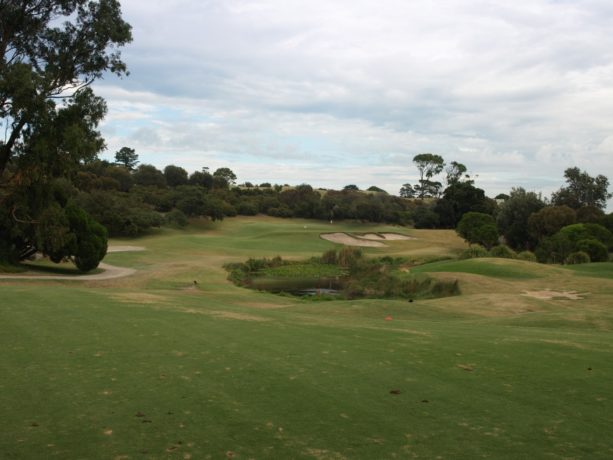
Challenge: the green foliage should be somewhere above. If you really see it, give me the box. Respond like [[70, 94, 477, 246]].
[[114, 147, 138, 170], [458, 245, 489, 259], [163, 165, 189, 187], [412, 206, 440, 229], [575, 239, 608, 263], [213, 167, 237, 186], [133, 164, 166, 188], [565, 251, 591, 265], [77, 190, 163, 237], [559, 223, 613, 249], [456, 212, 499, 248], [413, 153, 445, 198], [227, 249, 458, 301], [489, 244, 517, 259], [399, 183, 416, 198], [496, 187, 545, 250], [528, 205, 576, 242], [535, 233, 574, 264], [551, 167, 611, 210], [165, 209, 188, 228], [435, 182, 494, 228], [516, 250, 537, 262]]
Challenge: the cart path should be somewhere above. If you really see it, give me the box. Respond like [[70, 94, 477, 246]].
[[0, 246, 144, 281]]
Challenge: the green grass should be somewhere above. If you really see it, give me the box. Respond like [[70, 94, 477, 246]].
[[562, 262, 613, 279], [1, 216, 613, 459], [410, 257, 546, 279], [261, 262, 347, 279]]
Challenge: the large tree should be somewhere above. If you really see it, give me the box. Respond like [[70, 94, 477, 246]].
[[0, 0, 132, 270], [551, 167, 611, 210], [496, 188, 546, 250], [412, 153, 445, 198]]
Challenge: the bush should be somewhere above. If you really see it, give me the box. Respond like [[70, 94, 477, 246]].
[[458, 245, 489, 259], [456, 212, 499, 248], [517, 250, 537, 262], [165, 209, 188, 227], [489, 244, 517, 259], [565, 251, 591, 265], [575, 238, 608, 262]]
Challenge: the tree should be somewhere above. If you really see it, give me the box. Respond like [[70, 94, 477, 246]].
[[188, 169, 214, 189], [344, 184, 360, 191], [367, 186, 387, 193], [163, 164, 188, 187], [528, 205, 576, 242], [445, 161, 470, 186], [115, 147, 139, 170], [496, 188, 545, 250], [434, 182, 494, 228], [0, 0, 132, 176], [133, 164, 166, 188], [412, 153, 445, 198], [551, 167, 611, 210], [213, 167, 237, 186], [0, 0, 132, 270], [456, 212, 499, 249], [399, 183, 416, 198]]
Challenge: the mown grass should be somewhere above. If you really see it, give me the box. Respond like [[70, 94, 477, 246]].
[[410, 257, 546, 279], [1, 216, 613, 459]]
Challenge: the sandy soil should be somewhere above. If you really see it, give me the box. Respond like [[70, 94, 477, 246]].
[[320, 233, 386, 247], [521, 290, 587, 300], [320, 232, 414, 247], [0, 245, 143, 281]]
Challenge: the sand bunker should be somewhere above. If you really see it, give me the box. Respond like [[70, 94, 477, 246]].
[[320, 232, 414, 247], [522, 290, 587, 300]]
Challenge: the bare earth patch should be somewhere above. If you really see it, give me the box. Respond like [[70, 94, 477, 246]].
[[522, 290, 588, 300], [320, 232, 414, 247], [209, 310, 271, 322]]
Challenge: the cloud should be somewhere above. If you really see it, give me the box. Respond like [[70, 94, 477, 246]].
[[94, 0, 613, 206]]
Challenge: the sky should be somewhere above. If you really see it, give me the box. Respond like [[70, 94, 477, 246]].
[[95, 0, 613, 202]]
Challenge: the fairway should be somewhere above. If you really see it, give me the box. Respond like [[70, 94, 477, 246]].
[[1, 216, 613, 459]]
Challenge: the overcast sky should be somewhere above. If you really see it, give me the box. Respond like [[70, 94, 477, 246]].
[[95, 0, 613, 202]]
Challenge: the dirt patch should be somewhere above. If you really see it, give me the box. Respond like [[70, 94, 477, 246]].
[[304, 448, 348, 460], [320, 233, 385, 247], [522, 290, 587, 300], [209, 311, 271, 322], [112, 292, 170, 305]]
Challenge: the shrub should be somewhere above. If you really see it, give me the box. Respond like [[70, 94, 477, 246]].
[[456, 212, 499, 249], [565, 251, 591, 265], [489, 244, 517, 259], [321, 249, 337, 265], [575, 238, 608, 262], [517, 250, 537, 262], [165, 209, 188, 227], [458, 245, 489, 259]]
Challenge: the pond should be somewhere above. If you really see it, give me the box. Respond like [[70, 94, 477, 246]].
[[247, 276, 345, 296]]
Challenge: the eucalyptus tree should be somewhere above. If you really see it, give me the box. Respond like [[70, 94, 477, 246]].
[[0, 0, 132, 269]]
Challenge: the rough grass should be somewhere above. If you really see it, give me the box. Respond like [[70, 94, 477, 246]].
[[1, 216, 613, 459]]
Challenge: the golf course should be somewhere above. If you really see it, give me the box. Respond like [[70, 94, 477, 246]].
[[1, 216, 612, 459]]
